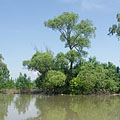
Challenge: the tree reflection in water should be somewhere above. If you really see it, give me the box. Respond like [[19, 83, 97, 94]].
[[14, 94, 34, 114], [1, 94, 120, 120], [0, 94, 14, 120], [27, 95, 120, 120]]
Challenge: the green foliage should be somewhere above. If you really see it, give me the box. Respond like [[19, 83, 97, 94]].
[[65, 50, 77, 64], [23, 51, 54, 75], [0, 54, 4, 61], [65, 50, 78, 79], [70, 62, 119, 95], [44, 12, 96, 78], [16, 73, 33, 90], [3, 78, 15, 89], [0, 61, 9, 82], [43, 70, 66, 92], [34, 75, 44, 89], [5, 12, 120, 95], [0, 54, 10, 89], [108, 13, 120, 39], [44, 12, 96, 51], [53, 52, 69, 73]]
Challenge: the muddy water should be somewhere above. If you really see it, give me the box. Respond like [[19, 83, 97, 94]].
[[0, 94, 120, 120]]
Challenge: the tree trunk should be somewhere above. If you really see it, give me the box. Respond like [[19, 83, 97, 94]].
[[70, 61, 73, 78]]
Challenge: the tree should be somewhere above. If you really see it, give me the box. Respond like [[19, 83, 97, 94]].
[[0, 54, 9, 89], [108, 13, 120, 39], [65, 50, 77, 77], [16, 73, 33, 90], [23, 51, 54, 75], [88, 57, 100, 66], [4, 78, 15, 89], [0, 54, 4, 61], [44, 12, 96, 78]]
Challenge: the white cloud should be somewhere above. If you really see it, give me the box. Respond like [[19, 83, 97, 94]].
[[81, 0, 103, 10]]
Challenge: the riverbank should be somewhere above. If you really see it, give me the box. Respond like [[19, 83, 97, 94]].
[[0, 89, 42, 94], [1, 89, 120, 96]]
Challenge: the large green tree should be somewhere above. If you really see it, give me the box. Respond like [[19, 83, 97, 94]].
[[108, 13, 120, 39], [23, 51, 54, 88], [23, 51, 54, 75], [44, 12, 96, 77]]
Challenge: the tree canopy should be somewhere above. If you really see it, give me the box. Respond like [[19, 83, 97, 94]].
[[108, 13, 120, 39], [44, 12, 96, 52], [23, 51, 54, 75], [44, 12, 96, 77]]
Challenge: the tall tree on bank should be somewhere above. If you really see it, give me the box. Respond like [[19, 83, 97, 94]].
[[108, 13, 120, 39], [44, 12, 96, 77]]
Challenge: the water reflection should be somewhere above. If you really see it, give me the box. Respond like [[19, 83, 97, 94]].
[[33, 95, 120, 120], [0, 94, 14, 120], [0, 94, 120, 120], [14, 94, 34, 114], [34, 95, 79, 120]]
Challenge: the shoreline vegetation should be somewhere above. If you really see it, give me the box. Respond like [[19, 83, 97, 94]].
[[1, 89, 120, 96], [1, 12, 120, 95], [0, 89, 41, 94]]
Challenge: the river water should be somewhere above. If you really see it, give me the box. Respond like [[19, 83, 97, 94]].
[[0, 94, 120, 120]]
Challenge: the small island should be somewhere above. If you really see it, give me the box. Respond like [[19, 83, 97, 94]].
[[0, 12, 120, 95]]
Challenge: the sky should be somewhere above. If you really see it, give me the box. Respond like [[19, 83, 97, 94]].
[[0, 0, 120, 80]]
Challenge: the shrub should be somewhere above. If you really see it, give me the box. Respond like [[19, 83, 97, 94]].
[[43, 70, 66, 93], [70, 63, 119, 94]]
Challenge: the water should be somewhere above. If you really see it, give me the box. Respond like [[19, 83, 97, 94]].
[[0, 94, 120, 120]]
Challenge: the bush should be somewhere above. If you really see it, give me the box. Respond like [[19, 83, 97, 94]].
[[70, 63, 119, 94], [43, 70, 66, 93]]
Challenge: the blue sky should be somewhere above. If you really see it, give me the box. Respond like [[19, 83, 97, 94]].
[[0, 0, 120, 80]]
